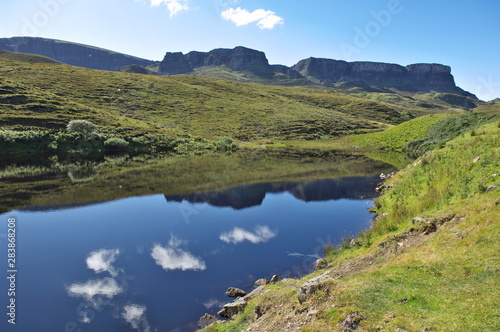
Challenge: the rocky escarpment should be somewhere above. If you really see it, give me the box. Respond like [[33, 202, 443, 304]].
[[0, 37, 154, 71], [0, 37, 476, 97], [159, 46, 274, 76], [293, 57, 475, 97]]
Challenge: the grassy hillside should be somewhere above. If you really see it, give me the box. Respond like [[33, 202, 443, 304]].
[[0, 55, 471, 143], [0, 50, 63, 64], [201, 120, 499, 332]]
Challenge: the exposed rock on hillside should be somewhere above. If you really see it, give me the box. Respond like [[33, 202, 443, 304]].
[[292, 57, 475, 97], [0, 37, 154, 71], [159, 46, 273, 76]]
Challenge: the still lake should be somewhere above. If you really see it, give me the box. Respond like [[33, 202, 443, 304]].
[[0, 151, 395, 331]]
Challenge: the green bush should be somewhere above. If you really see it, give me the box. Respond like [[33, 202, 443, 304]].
[[104, 137, 129, 151], [216, 136, 238, 151], [67, 120, 99, 140], [0, 130, 53, 153]]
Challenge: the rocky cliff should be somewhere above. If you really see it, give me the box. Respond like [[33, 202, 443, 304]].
[[159, 46, 273, 76], [292, 57, 473, 96], [0, 37, 154, 71]]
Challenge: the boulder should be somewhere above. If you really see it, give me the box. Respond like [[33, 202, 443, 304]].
[[218, 286, 267, 319], [217, 298, 246, 319], [244, 285, 266, 300], [270, 275, 280, 283], [255, 278, 268, 286], [315, 258, 328, 269], [486, 185, 499, 192], [341, 311, 364, 331], [197, 313, 217, 327], [225, 287, 247, 298], [297, 271, 333, 304]]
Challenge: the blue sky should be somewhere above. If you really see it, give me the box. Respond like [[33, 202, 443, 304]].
[[1, 0, 499, 100]]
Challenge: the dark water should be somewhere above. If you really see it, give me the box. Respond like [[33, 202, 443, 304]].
[[0, 154, 394, 332]]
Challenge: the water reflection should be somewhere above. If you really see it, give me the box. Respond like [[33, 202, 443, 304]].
[[165, 175, 382, 210], [220, 225, 277, 244], [0, 152, 398, 332], [122, 304, 151, 332], [151, 235, 207, 271], [86, 248, 121, 276]]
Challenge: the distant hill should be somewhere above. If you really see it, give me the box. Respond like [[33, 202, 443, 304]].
[[0, 37, 477, 99], [0, 36, 155, 71], [1, 54, 471, 141]]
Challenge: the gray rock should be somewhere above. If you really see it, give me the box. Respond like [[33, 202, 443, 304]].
[[341, 311, 364, 331], [270, 275, 280, 283], [197, 313, 217, 327], [244, 285, 266, 300], [218, 298, 247, 319], [395, 329, 408, 332], [412, 216, 432, 224], [486, 185, 499, 192], [297, 271, 332, 304], [254, 278, 268, 286], [316, 258, 328, 269], [225, 287, 247, 298]]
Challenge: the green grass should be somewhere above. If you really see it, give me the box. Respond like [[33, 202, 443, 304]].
[[0, 50, 63, 64], [349, 113, 453, 151], [0, 56, 471, 143]]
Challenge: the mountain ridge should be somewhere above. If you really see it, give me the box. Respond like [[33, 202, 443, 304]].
[[0, 36, 476, 98]]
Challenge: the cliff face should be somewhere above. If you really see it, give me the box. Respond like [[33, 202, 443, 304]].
[[292, 57, 468, 95], [0, 37, 154, 71], [0, 37, 475, 97], [159, 46, 274, 75]]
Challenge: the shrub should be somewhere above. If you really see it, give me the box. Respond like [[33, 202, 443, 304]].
[[216, 136, 238, 151], [67, 120, 99, 140], [104, 137, 129, 151]]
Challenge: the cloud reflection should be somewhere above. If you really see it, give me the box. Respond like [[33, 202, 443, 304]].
[[220, 225, 276, 244], [151, 235, 206, 271], [86, 249, 121, 277], [67, 277, 123, 301], [122, 304, 151, 332]]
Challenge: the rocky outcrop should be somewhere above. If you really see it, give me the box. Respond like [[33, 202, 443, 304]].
[[0, 37, 154, 71], [292, 57, 474, 96], [297, 271, 334, 304], [158, 46, 274, 76], [158, 52, 192, 75], [225, 287, 247, 298], [270, 65, 305, 79], [218, 286, 267, 319]]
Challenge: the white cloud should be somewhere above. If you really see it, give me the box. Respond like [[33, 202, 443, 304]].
[[122, 304, 151, 332], [137, 0, 189, 17], [151, 235, 206, 271], [86, 249, 120, 277], [221, 7, 284, 29], [220, 225, 277, 244], [67, 278, 123, 300]]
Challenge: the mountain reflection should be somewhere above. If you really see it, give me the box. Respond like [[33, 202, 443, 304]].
[[165, 174, 382, 210]]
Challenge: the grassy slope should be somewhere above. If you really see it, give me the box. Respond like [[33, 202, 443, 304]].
[[0, 55, 469, 142], [349, 113, 453, 151], [202, 121, 499, 332]]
